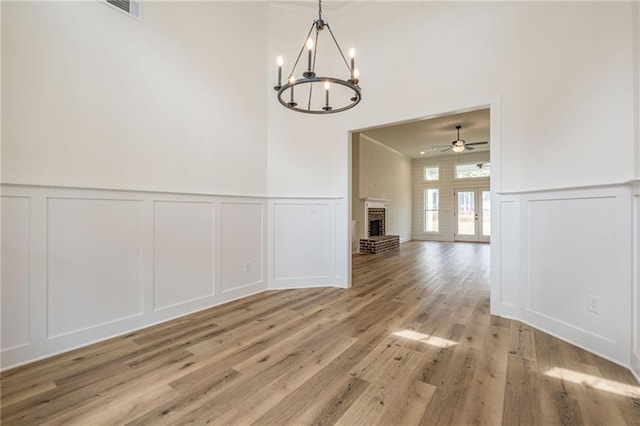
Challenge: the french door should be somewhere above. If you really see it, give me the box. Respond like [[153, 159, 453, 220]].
[[454, 188, 490, 242]]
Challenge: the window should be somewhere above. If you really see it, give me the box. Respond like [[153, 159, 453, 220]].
[[455, 162, 491, 179], [424, 188, 439, 233], [424, 166, 439, 181]]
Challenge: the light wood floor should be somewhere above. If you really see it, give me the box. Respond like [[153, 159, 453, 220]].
[[2, 241, 639, 425]]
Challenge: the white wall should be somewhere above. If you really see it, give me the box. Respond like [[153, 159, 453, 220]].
[[1, 1, 268, 196], [635, 1, 640, 180], [412, 151, 490, 241], [356, 134, 411, 241], [633, 1, 640, 380]]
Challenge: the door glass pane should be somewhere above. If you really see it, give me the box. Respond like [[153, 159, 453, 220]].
[[482, 190, 491, 237], [457, 191, 475, 235]]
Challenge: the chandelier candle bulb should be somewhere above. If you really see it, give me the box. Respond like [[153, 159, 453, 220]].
[[289, 76, 296, 105], [277, 56, 283, 87], [306, 38, 314, 71], [349, 48, 355, 77], [325, 81, 330, 106]]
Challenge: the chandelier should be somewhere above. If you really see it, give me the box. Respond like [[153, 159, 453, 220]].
[[273, 0, 361, 114]]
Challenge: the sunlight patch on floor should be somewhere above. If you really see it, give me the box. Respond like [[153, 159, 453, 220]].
[[544, 367, 640, 398], [392, 329, 458, 348]]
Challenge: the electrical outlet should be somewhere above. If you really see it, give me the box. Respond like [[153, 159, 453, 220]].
[[244, 261, 251, 273], [587, 295, 601, 314]]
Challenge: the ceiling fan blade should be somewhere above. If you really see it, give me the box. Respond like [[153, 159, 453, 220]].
[[466, 146, 475, 151], [440, 147, 452, 152], [466, 141, 489, 146]]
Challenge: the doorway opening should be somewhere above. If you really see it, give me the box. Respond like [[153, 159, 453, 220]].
[[347, 100, 501, 288]]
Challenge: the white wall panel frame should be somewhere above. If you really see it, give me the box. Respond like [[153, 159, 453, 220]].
[[490, 194, 520, 318], [518, 186, 632, 365], [220, 201, 265, 294], [46, 196, 145, 338], [631, 181, 640, 379], [152, 200, 216, 311], [268, 198, 342, 289], [334, 201, 348, 286], [1, 196, 32, 350]]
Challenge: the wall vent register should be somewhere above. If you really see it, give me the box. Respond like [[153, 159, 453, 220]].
[[102, 0, 141, 20]]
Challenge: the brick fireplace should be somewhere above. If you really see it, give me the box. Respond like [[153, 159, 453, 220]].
[[359, 198, 400, 254]]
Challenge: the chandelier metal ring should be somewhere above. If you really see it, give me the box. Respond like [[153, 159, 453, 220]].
[[276, 76, 362, 114]]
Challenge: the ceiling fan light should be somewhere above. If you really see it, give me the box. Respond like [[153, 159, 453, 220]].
[[452, 145, 465, 153]]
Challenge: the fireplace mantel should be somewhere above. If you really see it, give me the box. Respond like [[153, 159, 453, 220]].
[[361, 198, 390, 207]]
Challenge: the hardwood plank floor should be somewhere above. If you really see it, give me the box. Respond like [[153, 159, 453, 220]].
[[2, 241, 639, 425]]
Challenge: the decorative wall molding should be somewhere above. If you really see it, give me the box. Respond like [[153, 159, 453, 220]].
[[3, 181, 635, 374], [1, 184, 347, 370], [1, 196, 32, 351], [267, 198, 346, 289], [490, 197, 519, 317], [497, 179, 639, 196], [632, 188, 640, 379], [152, 200, 216, 311], [492, 185, 633, 368]]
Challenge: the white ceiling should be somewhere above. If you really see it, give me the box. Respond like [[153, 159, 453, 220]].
[[269, 0, 360, 15], [359, 108, 490, 159]]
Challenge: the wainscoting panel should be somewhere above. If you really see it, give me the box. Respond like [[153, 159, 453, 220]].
[[521, 187, 631, 365], [497, 198, 519, 309], [0, 185, 269, 370], [46, 197, 145, 337], [269, 199, 342, 288], [220, 202, 264, 293], [632, 183, 640, 379], [334, 202, 348, 286], [1, 196, 31, 350], [153, 201, 215, 310]]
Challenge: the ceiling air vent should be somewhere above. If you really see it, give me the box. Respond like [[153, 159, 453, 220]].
[[102, 0, 141, 20]]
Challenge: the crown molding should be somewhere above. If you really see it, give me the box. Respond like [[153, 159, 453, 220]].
[[268, 0, 364, 18], [359, 133, 408, 159]]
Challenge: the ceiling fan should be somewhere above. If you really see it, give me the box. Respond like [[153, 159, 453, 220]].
[[438, 125, 488, 153]]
